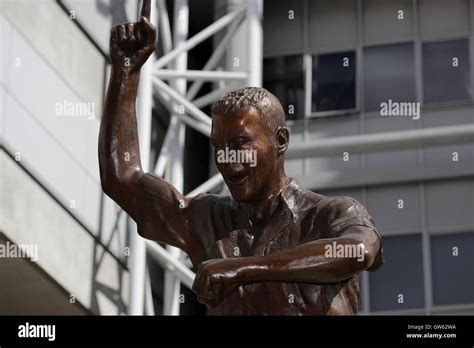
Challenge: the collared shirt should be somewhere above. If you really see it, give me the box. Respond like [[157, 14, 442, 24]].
[[136, 175, 384, 315]]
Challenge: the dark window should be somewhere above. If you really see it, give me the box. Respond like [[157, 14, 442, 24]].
[[263, 55, 304, 120], [369, 234, 425, 311], [423, 39, 471, 104], [364, 43, 416, 112], [312, 51, 356, 112], [431, 232, 474, 306]]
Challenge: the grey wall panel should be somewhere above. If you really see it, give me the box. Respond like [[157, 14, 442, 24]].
[[425, 179, 474, 230], [6, 24, 99, 181], [0, 151, 130, 314], [308, 0, 357, 52], [263, 0, 304, 55], [1, 20, 127, 260], [363, 0, 414, 44], [367, 183, 421, 232], [285, 128, 304, 178], [424, 143, 474, 167], [0, 86, 5, 142], [0, 15, 12, 85], [419, 0, 470, 39], [307, 117, 361, 171], [364, 116, 419, 168], [3, 93, 97, 234], [317, 188, 363, 202], [422, 107, 474, 166], [285, 158, 304, 178]]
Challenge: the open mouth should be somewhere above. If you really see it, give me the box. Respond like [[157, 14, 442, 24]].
[[225, 172, 248, 185]]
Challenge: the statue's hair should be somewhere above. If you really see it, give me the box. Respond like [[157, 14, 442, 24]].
[[211, 87, 286, 135]]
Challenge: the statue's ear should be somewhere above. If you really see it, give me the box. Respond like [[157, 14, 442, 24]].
[[275, 126, 289, 156]]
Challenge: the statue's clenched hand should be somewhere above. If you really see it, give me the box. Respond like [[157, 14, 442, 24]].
[[110, 0, 156, 73], [192, 258, 245, 307]]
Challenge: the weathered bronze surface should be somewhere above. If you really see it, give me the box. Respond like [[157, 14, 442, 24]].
[[99, 0, 384, 315]]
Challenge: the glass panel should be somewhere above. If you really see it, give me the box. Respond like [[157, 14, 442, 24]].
[[422, 39, 471, 104], [431, 232, 474, 306], [369, 234, 425, 311], [263, 55, 304, 120], [364, 43, 416, 112], [312, 51, 356, 112]]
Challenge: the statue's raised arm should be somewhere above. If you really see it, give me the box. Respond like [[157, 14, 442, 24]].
[[99, 0, 196, 255]]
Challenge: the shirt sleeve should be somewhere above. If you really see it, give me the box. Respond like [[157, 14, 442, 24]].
[[134, 173, 196, 252], [134, 173, 221, 266], [318, 196, 384, 272]]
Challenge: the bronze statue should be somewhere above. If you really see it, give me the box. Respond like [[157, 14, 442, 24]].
[[99, 0, 384, 315]]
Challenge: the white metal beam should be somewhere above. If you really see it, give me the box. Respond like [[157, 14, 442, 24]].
[[192, 82, 241, 109], [157, 0, 173, 53], [155, 69, 248, 81], [152, 77, 212, 127], [146, 241, 195, 289], [163, 0, 189, 317], [129, 0, 157, 316], [186, 173, 224, 197], [152, 84, 211, 136], [153, 9, 245, 71], [186, 14, 244, 100], [247, 0, 263, 87]]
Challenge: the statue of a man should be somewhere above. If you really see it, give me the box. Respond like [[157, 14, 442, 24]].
[[99, 0, 384, 315]]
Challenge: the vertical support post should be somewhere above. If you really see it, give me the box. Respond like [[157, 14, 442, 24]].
[[129, 0, 157, 316], [247, 0, 263, 87], [163, 0, 189, 316]]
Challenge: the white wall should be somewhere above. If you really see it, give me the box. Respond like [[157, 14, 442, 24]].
[[0, 1, 133, 313]]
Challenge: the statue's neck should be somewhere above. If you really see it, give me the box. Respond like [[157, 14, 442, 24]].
[[248, 175, 290, 225]]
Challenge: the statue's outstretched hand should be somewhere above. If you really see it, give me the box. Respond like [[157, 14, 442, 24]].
[[110, 0, 156, 73]]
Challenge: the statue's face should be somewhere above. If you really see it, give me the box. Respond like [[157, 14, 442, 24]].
[[211, 108, 277, 202]]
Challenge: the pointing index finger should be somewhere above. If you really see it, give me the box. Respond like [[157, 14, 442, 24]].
[[140, 0, 151, 20]]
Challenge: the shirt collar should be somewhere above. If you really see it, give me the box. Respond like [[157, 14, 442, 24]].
[[236, 178, 303, 227], [280, 178, 303, 222]]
